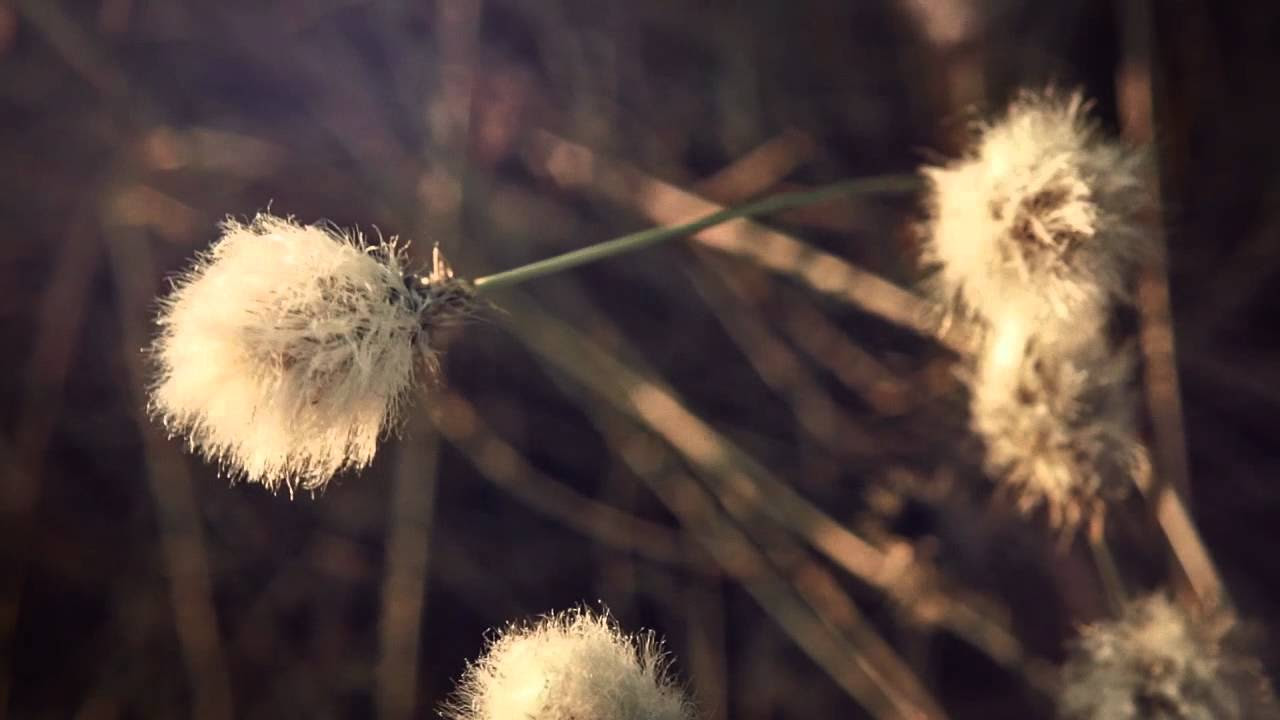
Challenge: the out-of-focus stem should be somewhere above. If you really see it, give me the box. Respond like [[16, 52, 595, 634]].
[[375, 409, 440, 720], [472, 175, 918, 291], [1088, 533, 1127, 614], [1121, 0, 1230, 613]]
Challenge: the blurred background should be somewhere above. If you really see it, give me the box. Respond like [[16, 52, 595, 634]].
[[2, 0, 1278, 718]]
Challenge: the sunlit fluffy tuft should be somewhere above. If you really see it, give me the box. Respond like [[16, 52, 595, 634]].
[[149, 213, 473, 492], [969, 326, 1146, 532], [921, 88, 1148, 341], [444, 608, 693, 720], [1059, 595, 1262, 720]]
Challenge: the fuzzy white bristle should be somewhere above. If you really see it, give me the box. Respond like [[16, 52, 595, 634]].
[[444, 608, 693, 720], [148, 213, 469, 492], [920, 88, 1154, 531], [969, 332, 1146, 531], [921, 88, 1148, 343], [1060, 595, 1255, 720]]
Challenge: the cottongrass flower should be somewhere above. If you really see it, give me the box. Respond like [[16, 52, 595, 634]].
[[919, 88, 1153, 532], [444, 608, 693, 720], [921, 88, 1148, 344], [969, 326, 1147, 532], [149, 213, 475, 493], [1060, 594, 1276, 720]]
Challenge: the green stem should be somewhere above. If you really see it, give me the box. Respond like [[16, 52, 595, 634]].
[[471, 174, 919, 293]]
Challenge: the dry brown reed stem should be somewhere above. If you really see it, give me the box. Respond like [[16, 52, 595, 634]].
[[1134, 466, 1228, 611], [1087, 532, 1128, 615], [424, 0, 481, 250], [691, 129, 817, 201], [1119, 0, 1192, 501], [530, 127, 1230, 616], [11, 0, 130, 100], [655, 471, 936, 717], [1132, 151, 1194, 503], [1135, 257, 1225, 607], [1134, 262, 1226, 608], [770, 282, 917, 416], [689, 130, 920, 420], [500, 298, 946, 719], [430, 391, 697, 568], [212, 7, 408, 220], [499, 291, 1046, 706], [684, 257, 879, 459], [523, 275, 1048, 684], [515, 137, 1041, 670], [504, 296, 880, 578], [524, 130, 973, 355], [0, 203, 100, 714], [682, 572, 730, 720], [375, 409, 440, 720], [531, 266, 945, 712], [690, 130, 917, 417], [105, 226, 233, 720], [1118, 0, 1230, 612], [529, 275, 1047, 688], [601, 424, 948, 720]]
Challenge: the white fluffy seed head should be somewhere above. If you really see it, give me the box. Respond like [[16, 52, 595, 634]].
[[148, 213, 474, 493], [444, 608, 694, 720], [921, 88, 1149, 342], [1059, 595, 1260, 720], [968, 330, 1146, 533]]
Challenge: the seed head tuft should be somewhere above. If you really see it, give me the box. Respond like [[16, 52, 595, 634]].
[[969, 325, 1146, 533], [921, 89, 1153, 534], [921, 88, 1149, 342], [148, 213, 475, 493], [444, 608, 693, 720], [1060, 595, 1276, 720]]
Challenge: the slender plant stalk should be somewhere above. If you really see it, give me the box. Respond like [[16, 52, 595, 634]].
[[375, 409, 440, 720], [1120, 0, 1230, 613], [471, 175, 918, 292], [1088, 533, 1127, 614]]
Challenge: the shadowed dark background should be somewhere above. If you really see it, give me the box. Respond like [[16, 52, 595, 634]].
[[2, 1, 1278, 718]]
